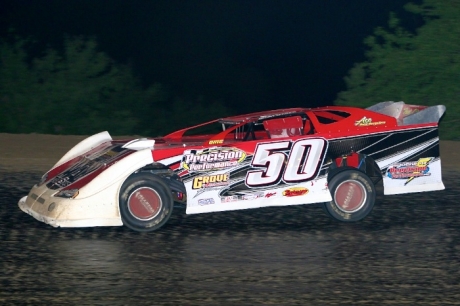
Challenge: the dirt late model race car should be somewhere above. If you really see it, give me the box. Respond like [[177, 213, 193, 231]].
[[19, 101, 446, 232]]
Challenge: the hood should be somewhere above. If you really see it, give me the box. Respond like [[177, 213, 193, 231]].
[[44, 140, 143, 191]]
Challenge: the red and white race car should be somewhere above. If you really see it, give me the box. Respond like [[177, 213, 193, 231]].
[[19, 101, 446, 232]]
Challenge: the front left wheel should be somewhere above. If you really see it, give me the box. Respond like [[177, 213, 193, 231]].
[[119, 173, 174, 232]]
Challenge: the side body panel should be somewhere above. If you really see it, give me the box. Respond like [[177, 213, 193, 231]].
[[155, 126, 444, 215], [322, 127, 444, 195], [172, 137, 332, 214]]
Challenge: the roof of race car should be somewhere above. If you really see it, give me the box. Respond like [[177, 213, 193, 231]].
[[165, 102, 443, 141], [218, 108, 308, 124]]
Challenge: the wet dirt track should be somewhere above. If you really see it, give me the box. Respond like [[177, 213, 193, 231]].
[[1, 170, 460, 305]]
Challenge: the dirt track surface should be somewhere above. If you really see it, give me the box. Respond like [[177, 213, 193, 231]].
[[0, 133, 131, 172], [1, 133, 460, 305]]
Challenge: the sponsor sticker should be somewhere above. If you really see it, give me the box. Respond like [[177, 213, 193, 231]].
[[241, 192, 264, 200], [209, 139, 224, 145], [182, 148, 246, 172], [192, 174, 229, 189], [402, 105, 425, 116], [198, 198, 215, 205], [355, 117, 386, 127], [221, 195, 239, 203], [282, 187, 309, 197], [387, 157, 433, 185], [265, 192, 277, 198]]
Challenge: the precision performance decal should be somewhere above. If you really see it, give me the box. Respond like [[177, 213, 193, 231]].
[[182, 148, 246, 172]]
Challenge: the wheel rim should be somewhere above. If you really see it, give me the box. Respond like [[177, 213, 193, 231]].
[[333, 179, 367, 213], [127, 187, 162, 221]]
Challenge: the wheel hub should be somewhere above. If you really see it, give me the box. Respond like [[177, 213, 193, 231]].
[[127, 187, 162, 221], [334, 179, 367, 213]]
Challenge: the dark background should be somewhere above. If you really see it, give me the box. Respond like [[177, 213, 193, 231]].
[[0, 0, 422, 111]]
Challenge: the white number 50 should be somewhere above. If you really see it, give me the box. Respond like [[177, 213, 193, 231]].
[[246, 138, 327, 187]]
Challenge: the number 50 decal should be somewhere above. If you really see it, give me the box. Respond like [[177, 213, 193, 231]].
[[246, 138, 327, 187]]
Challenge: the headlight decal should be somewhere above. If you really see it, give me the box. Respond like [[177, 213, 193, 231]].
[[54, 189, 79, 199]]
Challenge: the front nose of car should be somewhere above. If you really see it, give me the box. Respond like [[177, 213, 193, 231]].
[[18, 184, 62, 226]]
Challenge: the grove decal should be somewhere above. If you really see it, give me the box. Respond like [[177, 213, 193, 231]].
[[282, 187, 309, 197], [182, 148, 246, 172], [355, 117, 386, 127], [386, 157, 433, 185], [192, 174, 229, 189]]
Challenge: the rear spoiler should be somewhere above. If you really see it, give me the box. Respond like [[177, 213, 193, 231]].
[[367, 101, 446, 126]]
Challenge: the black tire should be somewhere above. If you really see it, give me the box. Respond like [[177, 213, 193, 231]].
[[119, 173, 174, 232], [322, 170, 376, 222]]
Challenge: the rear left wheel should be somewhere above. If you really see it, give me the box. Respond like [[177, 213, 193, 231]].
[[119, 173, 174, 232], [322, 170, 376, 222]]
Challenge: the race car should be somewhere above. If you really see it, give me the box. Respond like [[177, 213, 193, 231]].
[[18, 101, 446, 232]]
